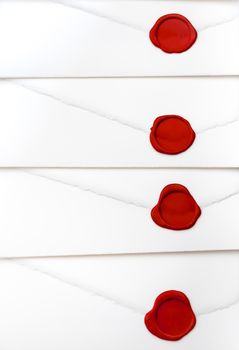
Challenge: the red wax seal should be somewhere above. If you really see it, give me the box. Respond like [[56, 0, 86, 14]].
[[151, 184, 201, 230], [149, 14, 197, 53], [145, 290, 196, 341], [150, 115, 195, 155]]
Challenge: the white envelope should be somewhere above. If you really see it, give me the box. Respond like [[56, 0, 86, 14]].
[[0, 168, 238, 257], [0, 77, 238, 167], [1, 252, 238, 349], [0, 0, 238, 77]]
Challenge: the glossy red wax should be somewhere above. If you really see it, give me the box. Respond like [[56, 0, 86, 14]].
[[149, 14, 197, 53], [150, 115, 195, 155], [151, 184, 201, 230], [145, 290, 196, 341]]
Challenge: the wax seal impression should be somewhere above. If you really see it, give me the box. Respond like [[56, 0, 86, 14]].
[[149, 14, 197, 53], [150, 115, 195, 155], [145, 290, 196, 341], [151, 184, 201, 230]]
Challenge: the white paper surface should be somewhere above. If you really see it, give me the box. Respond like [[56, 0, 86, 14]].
[[0, 0, 238, 77], [0, 252, 238, 349], [0, 168, 238, 257], [0, 77, 238, 167]]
